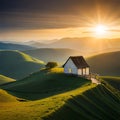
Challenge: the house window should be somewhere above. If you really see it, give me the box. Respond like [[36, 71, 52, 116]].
[[68, 68, 72, 73]]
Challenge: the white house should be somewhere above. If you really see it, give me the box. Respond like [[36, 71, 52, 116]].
[[63, 56, 90, 76]]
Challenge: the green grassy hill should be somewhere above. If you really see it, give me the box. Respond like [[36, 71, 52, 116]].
[[0, 50, 45, 80], [87, 51, 120, 76], [0, 75, 15, 85]]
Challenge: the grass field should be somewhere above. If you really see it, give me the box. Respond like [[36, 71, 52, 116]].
[[0, 68, 120, 120]]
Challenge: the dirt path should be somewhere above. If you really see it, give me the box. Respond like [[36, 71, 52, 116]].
[[91, 78, 101, 84]]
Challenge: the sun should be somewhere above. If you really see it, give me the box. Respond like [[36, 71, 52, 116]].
[[94, 24, 108, 36]]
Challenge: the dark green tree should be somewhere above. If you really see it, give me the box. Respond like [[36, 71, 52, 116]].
[[45, 62, 58, 68]]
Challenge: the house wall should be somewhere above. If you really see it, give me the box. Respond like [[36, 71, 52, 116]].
[[64, 59, 78, 75]]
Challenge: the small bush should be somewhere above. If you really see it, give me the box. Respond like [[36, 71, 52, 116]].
[[45, 62, 58, 68]]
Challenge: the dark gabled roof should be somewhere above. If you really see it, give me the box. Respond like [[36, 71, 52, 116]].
[[63, 56, 90, 68]]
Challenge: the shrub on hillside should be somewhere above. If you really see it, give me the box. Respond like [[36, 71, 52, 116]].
[[45, 62, 58, 68]]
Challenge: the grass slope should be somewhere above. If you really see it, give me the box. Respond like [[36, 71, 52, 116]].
[[44, 85, 120, 120], [0, 75, 15, 85], [87, 51, 120, 76], [2, 68, 90, 100], [0, 50, 45, 80], [0, 89, 17, 102]]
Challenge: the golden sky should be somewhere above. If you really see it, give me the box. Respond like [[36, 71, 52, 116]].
[[0, 0, 120, 42]]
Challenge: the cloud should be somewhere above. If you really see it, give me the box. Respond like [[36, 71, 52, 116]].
[[0, 12, 86, 30], [0, 0, 120, 30], [1, 0, 120, 13]]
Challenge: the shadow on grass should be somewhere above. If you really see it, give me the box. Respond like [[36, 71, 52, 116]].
[[44, 85, 120, 120], [101, 76, 120, 91]]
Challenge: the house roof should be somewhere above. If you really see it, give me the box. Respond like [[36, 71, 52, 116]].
[[63, 56, 90, 68]]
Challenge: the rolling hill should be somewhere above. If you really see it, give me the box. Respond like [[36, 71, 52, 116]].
[[0, 50, 45, 80], [87, 51, 120, 76], [24, 48, 82, 63], [2, 68, 90, 100], [0, 68, 120, 120], [0, 42, 35, 51], [0, 75, 15, 85]]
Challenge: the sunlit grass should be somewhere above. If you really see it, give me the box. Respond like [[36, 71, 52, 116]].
[[0, 75, 15, 85], [0, 84, 96, 120], [0, 89, 17, 102]]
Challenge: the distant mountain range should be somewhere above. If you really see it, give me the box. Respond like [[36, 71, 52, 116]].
[[25, 37, 120, 54], [1, 37, 120, 54], [0, 41, 35, 51]]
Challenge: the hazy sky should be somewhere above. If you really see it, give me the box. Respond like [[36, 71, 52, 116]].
[[0, 0, 120, 41]]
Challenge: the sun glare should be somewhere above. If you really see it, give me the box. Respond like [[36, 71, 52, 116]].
[[95, 24, 108, 36]]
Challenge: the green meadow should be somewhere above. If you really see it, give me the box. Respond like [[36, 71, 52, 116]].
[[0, 68, 120, 120]]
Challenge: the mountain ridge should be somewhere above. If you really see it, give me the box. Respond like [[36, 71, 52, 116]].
[[0, 41, 35, 51]]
